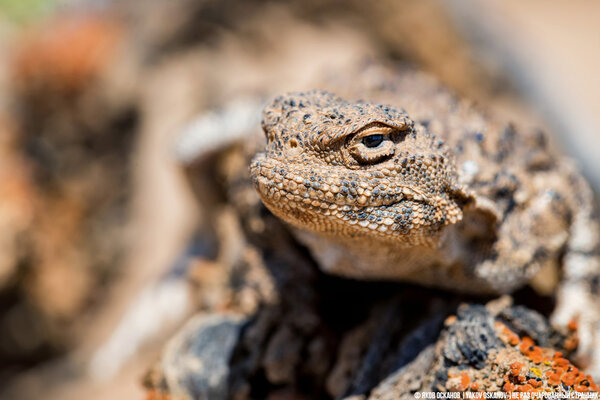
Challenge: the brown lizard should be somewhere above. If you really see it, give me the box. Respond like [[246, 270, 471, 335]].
[[249, 87, 600, 377]]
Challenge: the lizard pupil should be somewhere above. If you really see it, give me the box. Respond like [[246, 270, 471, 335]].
[[363, 134, 384, 148]]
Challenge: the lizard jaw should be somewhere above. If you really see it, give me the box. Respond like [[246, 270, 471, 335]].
[[250, 154, 464, 247]]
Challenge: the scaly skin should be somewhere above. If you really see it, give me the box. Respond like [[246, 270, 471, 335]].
[[250, 91, 517, 291], [250, 91, 481, 287], [252, 91, 468, 245], [249, 85, 600, 376]]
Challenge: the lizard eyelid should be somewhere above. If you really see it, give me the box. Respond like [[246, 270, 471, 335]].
[[316, 119, 410, 149], [348, 136, 395, 164], [358, 128, 409, 148]]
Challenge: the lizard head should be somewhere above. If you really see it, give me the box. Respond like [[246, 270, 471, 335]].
[[250, 91, 471, 247]]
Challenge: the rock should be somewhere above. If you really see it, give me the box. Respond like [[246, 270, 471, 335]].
[[368, 299, 595, 396], [146, 313, 246, 400]]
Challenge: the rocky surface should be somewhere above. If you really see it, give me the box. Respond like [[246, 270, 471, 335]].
[[146, 314, 246, 400], [369, 299, 593, 397], [145, 291, 593, 399]]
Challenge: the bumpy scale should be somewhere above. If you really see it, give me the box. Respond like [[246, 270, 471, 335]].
[[250, 89, 600, 376]]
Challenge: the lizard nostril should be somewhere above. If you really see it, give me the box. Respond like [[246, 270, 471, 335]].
[[289, 138, 298, 148]]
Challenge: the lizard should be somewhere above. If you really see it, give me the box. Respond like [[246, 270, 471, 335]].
[[249, 84, 600, 377]]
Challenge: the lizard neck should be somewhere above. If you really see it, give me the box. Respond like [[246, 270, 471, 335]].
[[292, 227, 447, 279], [290, 223, 497, 293]]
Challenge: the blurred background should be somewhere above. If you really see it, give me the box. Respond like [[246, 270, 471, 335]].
[[0, 0, 598, 399]]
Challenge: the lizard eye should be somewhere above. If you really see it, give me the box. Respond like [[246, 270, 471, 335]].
[[362, 134, 384, 148], [348, 127, 395, 164]]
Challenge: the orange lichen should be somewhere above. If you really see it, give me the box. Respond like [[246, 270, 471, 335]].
[[510, 362, 524, 376], [562, 372, 577, 387], [496, 322, 520, 346], [498, 326, 598, 393], [564, 332, 579, 351], [460, 372, 470, 389], [474, 314, 597, 393], [528, 379, 542, 388], [539, 351, 599, 391], [519, 337, 544, 364], [546, 372, 561, 386], [574, 377, 595, 392], [517, 383, 534, 392], [447, 370, 472, 392], [444, 315, 457, 326]]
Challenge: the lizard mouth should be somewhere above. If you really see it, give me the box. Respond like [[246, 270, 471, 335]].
[[250, 155, 434, 209], [250, 154, 465, 242], [252, 174, 431, 211]]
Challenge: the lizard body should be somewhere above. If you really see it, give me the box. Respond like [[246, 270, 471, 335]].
[[249, 73, 600, 373]]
